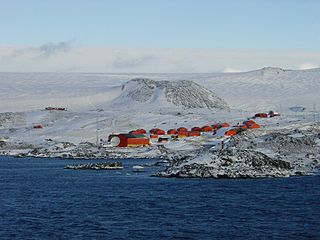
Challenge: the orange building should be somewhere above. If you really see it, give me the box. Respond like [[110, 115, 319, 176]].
[[247, 123, 261, 129], [254, 113, 268, 118], [225, 129, 238, 136], [238, 124, 248, 129], [136, 129, 147, 134], [188, 131, 201, 137], [110, 134, 150, 147], [201, 125, 213, 132], [177, 131, 188, 138], [220, 122, 230, 128], [149, 128, 165, 135], [177, 127, 188, 132], [167, 129, 178, 135], [243, 120, 256, 126], [191, 127, 201, 132]]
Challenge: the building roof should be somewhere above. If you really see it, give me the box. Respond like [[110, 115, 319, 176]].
[[120, 133, 148, 139]]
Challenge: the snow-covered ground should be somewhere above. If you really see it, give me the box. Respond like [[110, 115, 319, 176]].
[[1, 67, 320, 177], [1, 67, 320, 112]]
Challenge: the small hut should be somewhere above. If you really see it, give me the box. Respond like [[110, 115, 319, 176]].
[[220, 122, 230, 128], [167, 129, 178, 135], [150, 128, 165, 135], [225, 129, 238, 136], [254, 113, 268, 118], [177, 127, 188, 132], [243, 120, 256, 126], [191, 127, 201, 132], [211, 123, 220, 130], [201, 125, 213, 132], [247, 123, 261, 129], [136, 129, 147, 134], [177, 131, 188, 138], [188, 131, 201, 137]]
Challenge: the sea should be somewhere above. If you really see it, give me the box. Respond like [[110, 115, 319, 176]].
[[0, 156, 319, 240]]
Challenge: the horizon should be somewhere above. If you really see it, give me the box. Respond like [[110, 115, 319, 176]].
[[1, 0, 319, 72], [0, 65, 319, 74]]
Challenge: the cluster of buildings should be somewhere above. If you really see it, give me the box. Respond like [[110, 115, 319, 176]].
[[33, 106, 279, 148], [107, 118, 265, 148], [107, 110, 281, 148]]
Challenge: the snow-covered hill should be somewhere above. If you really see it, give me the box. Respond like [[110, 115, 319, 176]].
[[0, 68, 320, 145], [195, 67, 320, 111], [0, 67, 319, 113], [112, 78, 228, 110], [1, 68, 320, 177]]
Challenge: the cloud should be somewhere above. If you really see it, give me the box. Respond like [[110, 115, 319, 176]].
[[8, 40, 74, 59], [223, 67, 243, 73], [10, 47, 35, 58], [112, 55, 157, 69], [298, 62, 319, 70], [1, 45, 320, 73], [38, 40, 73, 57]]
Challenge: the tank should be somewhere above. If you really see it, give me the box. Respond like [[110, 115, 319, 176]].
[[110, 136, 121, 147]]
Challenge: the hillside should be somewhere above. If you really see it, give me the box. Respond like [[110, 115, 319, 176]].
[[195, 67, 320, 111], [0, 68, 319, 113], [0, 68, 320, 145], [112, 78, 228, 110]]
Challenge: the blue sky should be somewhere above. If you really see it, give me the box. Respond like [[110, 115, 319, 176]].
[[1, 0, 319, 50], [0, 0, 319, 72]]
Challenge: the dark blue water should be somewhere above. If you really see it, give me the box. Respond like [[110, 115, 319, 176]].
[[0, 156, 319, 240]]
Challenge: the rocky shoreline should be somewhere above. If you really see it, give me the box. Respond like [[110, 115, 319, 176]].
[[1, 124, 320, 179], [155, 125, 320, 178], [65, 162, 123, 170], [155, 148, 301, 178], [0, 141, 168, 160]]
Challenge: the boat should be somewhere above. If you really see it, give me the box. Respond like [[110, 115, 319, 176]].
[[132, 165, 145, 172]]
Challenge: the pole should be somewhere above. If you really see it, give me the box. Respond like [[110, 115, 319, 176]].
[[96, 108, 104, 146], [313, 102, 316, 123], [96, 110, 99, 146]]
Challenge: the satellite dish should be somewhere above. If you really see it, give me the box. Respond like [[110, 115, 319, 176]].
[[110, 136, 120, 147]]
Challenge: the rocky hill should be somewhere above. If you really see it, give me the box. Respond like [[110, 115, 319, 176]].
[[112, 78, 229, 110]]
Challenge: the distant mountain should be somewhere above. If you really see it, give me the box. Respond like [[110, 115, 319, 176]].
[[193, 67, 320, 111], [112, 78, 229, 110], [0, 67, 319, 112]]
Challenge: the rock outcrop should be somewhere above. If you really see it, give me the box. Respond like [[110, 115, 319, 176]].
[[156, 148, 297, 178], [113, 78, 228, 109], [65, 162, 123, 170]]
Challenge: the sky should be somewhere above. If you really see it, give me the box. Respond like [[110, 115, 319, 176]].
[[0, 0, 319, 72]]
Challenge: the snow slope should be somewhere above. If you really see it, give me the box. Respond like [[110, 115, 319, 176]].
[[0, 68, 320, 144], [0, 67, 320, 113], [195, 67, 320, 111]]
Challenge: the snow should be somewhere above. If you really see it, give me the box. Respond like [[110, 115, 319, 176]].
[[0, 68, 319, 114], [0, 69, 319, 145], [0, 68, 320, 177]]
